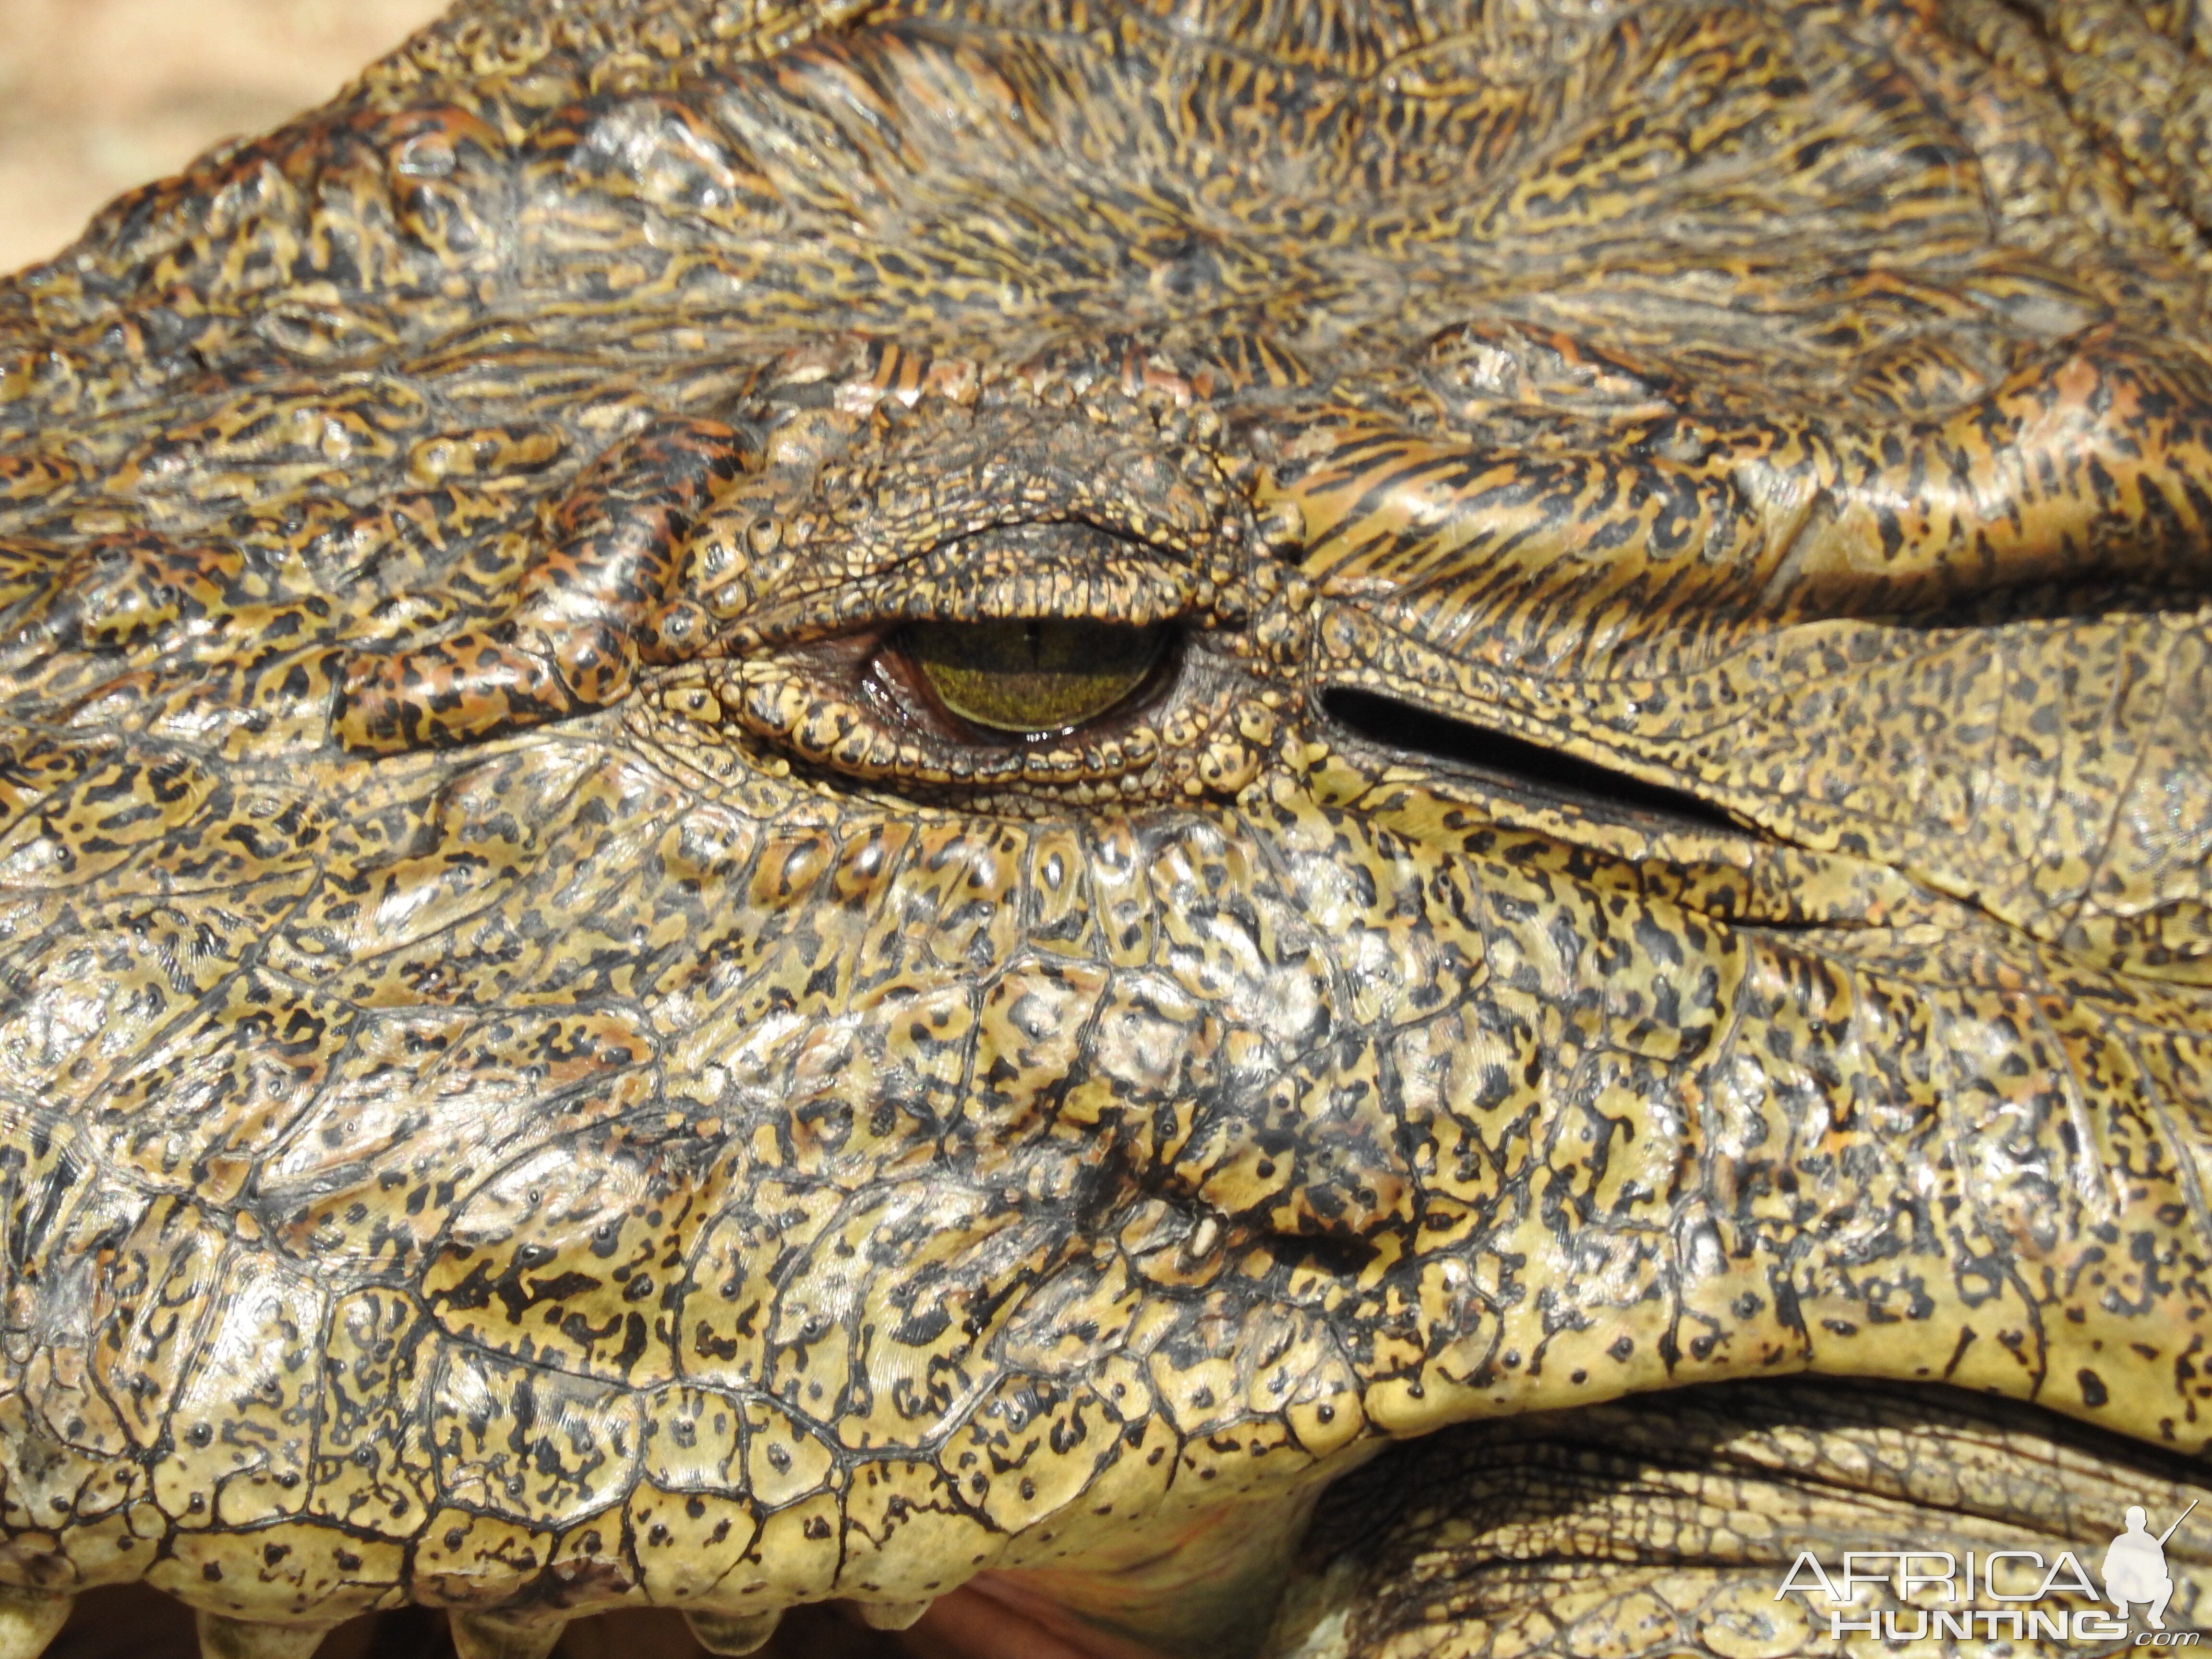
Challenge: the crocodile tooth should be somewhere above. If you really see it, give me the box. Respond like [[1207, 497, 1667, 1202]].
[[684, 1609, 783, 1654], [857, 1599, 934, 1630], [447, 1610, 567, 1659], [0, 1589, 69, 1659], [194, 1611, 328, 1659]]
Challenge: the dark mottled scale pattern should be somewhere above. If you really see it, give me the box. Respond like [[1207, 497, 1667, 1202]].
[[0, 0, 2209, 1653]]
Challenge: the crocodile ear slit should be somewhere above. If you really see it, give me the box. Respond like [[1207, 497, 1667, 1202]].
[[1319, 685, 1745, 834]]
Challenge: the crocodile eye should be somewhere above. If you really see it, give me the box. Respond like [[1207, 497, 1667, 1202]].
[[891, 619, 1169, 736]]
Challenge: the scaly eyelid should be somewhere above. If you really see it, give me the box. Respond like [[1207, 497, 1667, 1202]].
[[711, 521, 1217, 655]]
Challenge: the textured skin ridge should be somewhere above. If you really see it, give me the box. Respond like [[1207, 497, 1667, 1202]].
[[1, 0, 2211, 1651]]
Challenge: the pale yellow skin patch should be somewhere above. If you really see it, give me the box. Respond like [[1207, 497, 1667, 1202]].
[[0, 0, 2209, 1652]]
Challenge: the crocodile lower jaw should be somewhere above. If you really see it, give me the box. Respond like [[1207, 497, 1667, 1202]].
[[32, 1380, 2212, 1658], [23, 1480, 1328, 1659]]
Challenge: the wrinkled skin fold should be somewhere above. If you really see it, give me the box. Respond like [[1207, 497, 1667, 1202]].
[[1, 0, 2212, 1652]]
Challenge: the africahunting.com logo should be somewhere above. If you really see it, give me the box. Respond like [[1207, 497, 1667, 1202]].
[[1777, 1501, 2200, 1645]]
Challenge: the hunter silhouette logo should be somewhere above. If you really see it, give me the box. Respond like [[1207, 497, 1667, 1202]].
[[2105, 1502, 2197, 1631], [1776, 1498, 2207, 1642]]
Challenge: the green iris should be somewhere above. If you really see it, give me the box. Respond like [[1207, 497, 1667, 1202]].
[[902, 619, 1166, 735]]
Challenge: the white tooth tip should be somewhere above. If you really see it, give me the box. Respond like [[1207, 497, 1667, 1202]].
[[0, 1589, 68, 1659], [684, 1607, 783, 1655], [858, 1598, 933, 1631], [195, 1611, 329, 1659], [448, 1610, 566, 1659]]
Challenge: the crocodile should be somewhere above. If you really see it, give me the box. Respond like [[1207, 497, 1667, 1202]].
[[1, 0, 2211, 1653]]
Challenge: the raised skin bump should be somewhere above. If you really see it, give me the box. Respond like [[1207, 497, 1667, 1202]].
[[336, 418, 754, 752], [0, 0, 2210, 1650]]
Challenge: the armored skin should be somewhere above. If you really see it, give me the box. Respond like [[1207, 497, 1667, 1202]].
[[0, 0, 2211, 1653]]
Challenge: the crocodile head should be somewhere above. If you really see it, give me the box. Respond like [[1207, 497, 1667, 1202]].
[[2, 0, 2212, 1654]]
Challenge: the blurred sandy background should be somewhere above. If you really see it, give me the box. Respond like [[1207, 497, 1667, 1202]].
[[0, 0, 451, 273]]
